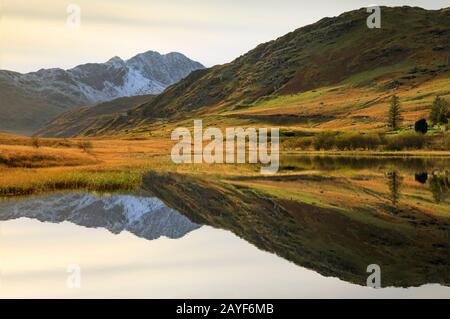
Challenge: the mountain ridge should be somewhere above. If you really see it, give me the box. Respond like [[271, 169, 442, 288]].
[[134, 6, 449, 118], [0, 50, 204, 134]]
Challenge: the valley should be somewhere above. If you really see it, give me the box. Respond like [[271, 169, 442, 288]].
[[0, 5, 449, 294]]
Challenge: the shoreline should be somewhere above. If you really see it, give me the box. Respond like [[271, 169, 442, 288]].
[[282, 150, 450, 157]]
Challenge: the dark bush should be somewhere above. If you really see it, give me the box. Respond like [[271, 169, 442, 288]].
[[414, 119, 428, 134]]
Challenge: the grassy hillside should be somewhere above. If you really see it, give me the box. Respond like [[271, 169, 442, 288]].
[[58, 6, 449, 138], [37, 94, 155, 137], [0, 80, 66, 135]]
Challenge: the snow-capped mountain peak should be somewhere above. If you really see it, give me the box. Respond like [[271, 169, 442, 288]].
[[0, 50, 204, 133]]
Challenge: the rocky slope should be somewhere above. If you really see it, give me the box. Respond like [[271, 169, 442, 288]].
[[0, 51, 204, 134]]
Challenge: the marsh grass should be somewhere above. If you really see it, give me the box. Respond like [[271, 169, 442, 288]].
[[0, 170, 141, 196], [0, 145, 98, 168], [1, 131, 449, 197]]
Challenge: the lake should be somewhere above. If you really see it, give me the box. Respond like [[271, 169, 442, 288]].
[[0, 156, 449, 298]]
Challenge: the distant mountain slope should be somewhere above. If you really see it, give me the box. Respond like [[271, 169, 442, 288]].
[[0, 51, 204, 134], [37, 94, 155, 138], [0, 79, 65, 135]]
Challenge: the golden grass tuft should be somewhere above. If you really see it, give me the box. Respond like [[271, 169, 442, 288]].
[[0, 168, 141, 196]]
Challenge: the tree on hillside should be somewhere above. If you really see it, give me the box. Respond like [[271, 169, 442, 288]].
[[388, 95, 402, 131], [429, 96, 449, 127]]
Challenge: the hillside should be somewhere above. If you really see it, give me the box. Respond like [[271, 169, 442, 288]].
[[0, 79, 65, 135], [0, 51, 204, 134], [43, 6, 449, 137], [139, 6, 449, 117], [37, 94, 155, 138]]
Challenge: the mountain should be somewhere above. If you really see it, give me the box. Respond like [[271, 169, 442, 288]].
[[0, 51, 204, 134], [135, 7, 450, 117], [42, 6, 449, 137], [0, 193, 202, 240], [37, 94, 155, 138]]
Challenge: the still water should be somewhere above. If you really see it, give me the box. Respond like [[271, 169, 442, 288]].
[[0, 156, 449, 298]]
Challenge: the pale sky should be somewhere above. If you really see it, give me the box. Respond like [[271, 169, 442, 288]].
[[0, 0, 448, 73]]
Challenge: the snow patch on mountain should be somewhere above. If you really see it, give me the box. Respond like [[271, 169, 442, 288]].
[[0, 50, 204, 108]]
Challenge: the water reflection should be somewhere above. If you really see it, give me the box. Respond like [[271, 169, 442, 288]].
[[386, 171, 403, 209], [142, 163, 450, 289], [415, 172, 428, 184], [281, 155, 450, 172], [0, 193, 201, 240], [0, 156, 449, 297], [413, 170, 449, 204], [388, 169, 450, 207], [428, 172, 449, 204], [281, 155, 450, 205]]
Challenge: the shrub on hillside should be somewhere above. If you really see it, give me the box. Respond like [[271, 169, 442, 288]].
[[385, 132, 425, 150], [312, 132, 336, 150], [78, 140, 93, 153], [303, 131, 427, 151], [335, 132, 363, 150], [335, 132, 382, 150], [283, 136, 313, 150], [31, 138, 40, 149]]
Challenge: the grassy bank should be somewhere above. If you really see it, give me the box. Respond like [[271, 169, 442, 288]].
[[1, 132, 450, 197], [0, 169, 142, 197], [282, 130, 450, 151]]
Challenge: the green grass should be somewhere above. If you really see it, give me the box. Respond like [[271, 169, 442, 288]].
[[344, 61, 414, 86], [231, 85, 337, 113]]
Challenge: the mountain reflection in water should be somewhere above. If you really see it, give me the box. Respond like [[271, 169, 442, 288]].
[[142, 156, 449, 289], [0, 193, 201, 240], [0, 156, 449, 298]]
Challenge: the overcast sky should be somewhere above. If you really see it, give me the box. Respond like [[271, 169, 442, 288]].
[[0, 0, 448, 73]]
